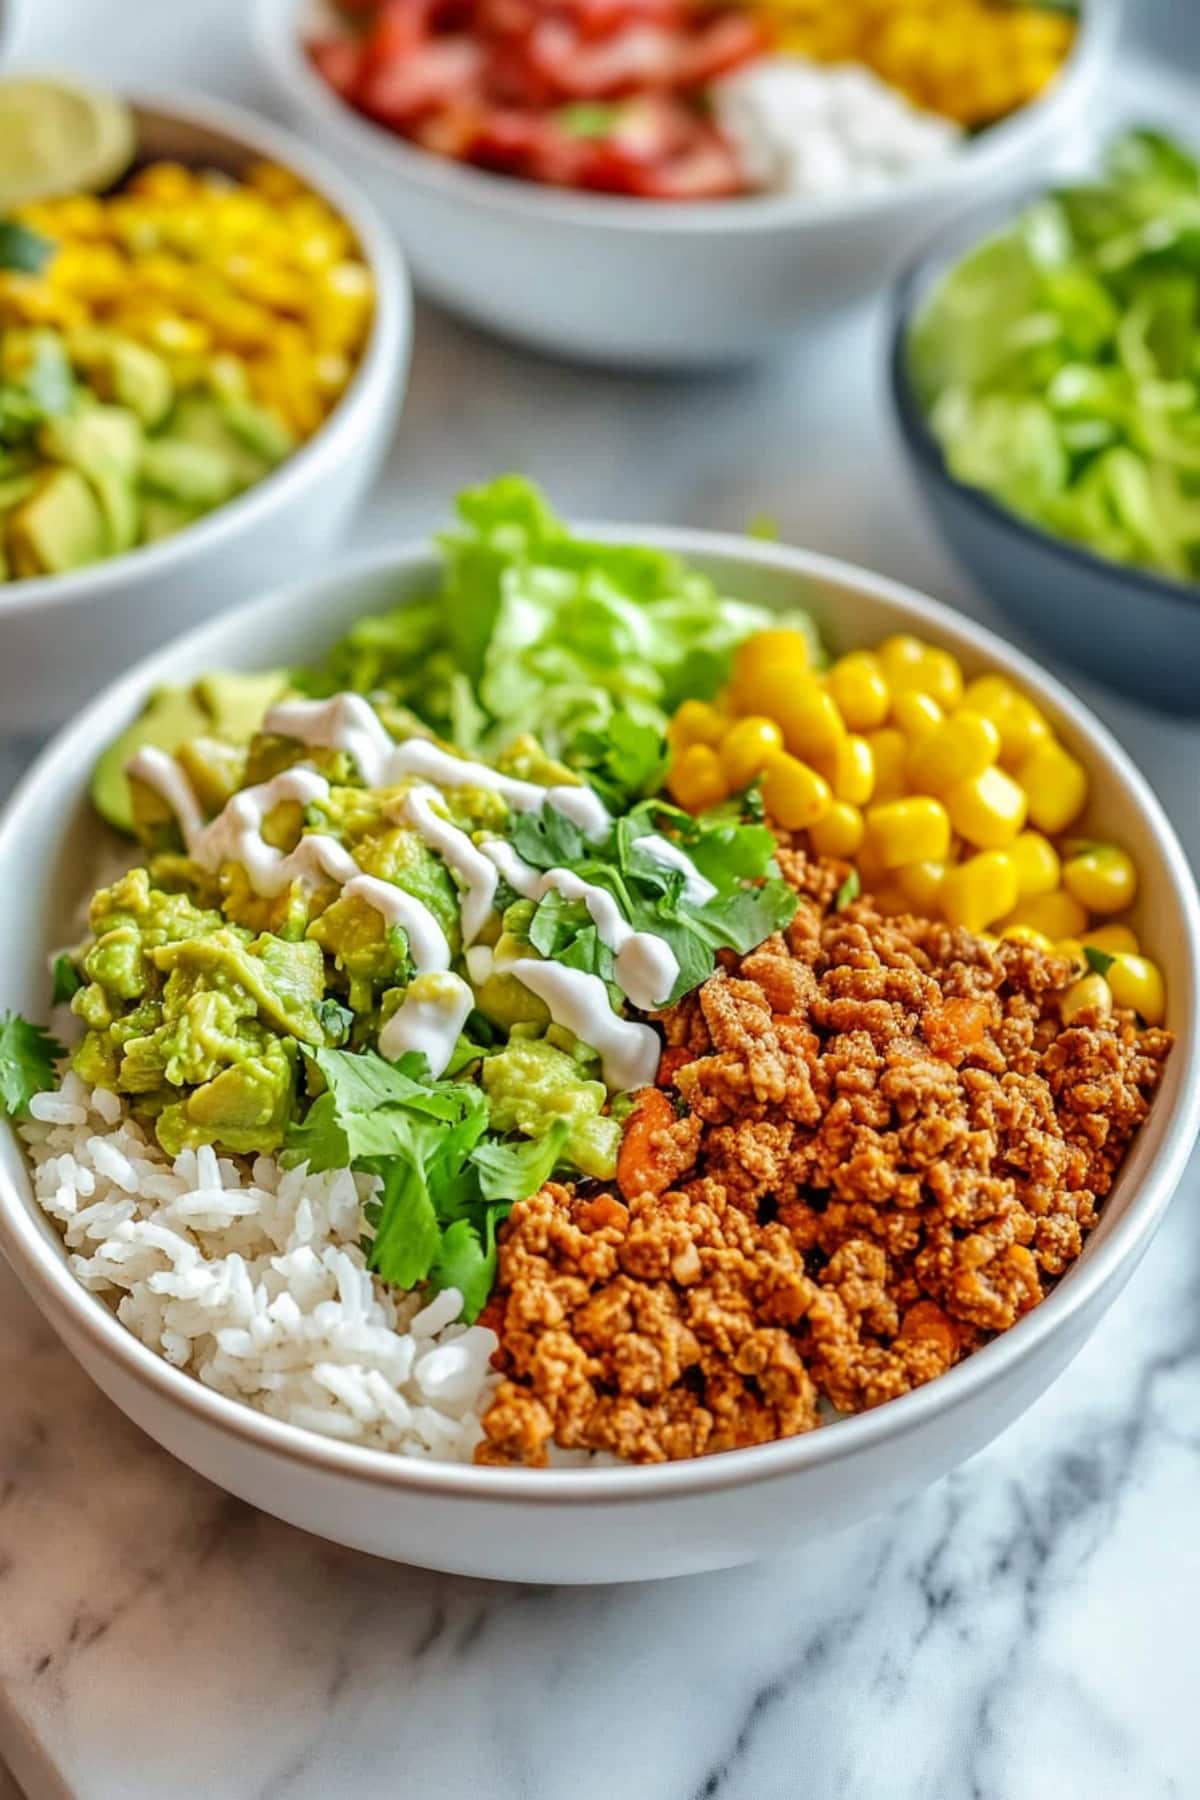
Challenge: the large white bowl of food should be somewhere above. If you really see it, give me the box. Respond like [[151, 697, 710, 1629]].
[[256, 0, 1117, 366], [0, 476, 1195, 1583], [0, 82, 409, 729]]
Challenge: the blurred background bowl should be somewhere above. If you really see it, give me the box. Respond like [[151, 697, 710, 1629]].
[[889, 204, 1200, 715], [256, 0, 1120, 371], [0, 88, 410, 733]]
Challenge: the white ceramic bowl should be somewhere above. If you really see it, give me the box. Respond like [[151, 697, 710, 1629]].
[[1, 528, 1196, 1584], [256, 0, 1118, 368], [0, 89, 411, 734]]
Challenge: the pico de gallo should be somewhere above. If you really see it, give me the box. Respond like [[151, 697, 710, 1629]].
[[306, 0, 1080, 202]]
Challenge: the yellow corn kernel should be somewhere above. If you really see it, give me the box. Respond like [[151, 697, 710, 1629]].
[[891, 690, 943, 741], [1055, 938, 1088, 974], [669, 699, 726, 752], [905, 708, 1001, 794], [864, 796, 951, 870], [918, 647, 964, 711], [831, 734, 875, 806], [1082, 924, 1140, 957], [1010, 830, 1060, 899], [1000, 924, 1054, 952], [963, 674, 1052, 767], [808, 800, 864, 859], [668, 744, 727, 812], [720, 715, 784, 789], [1061, 843, 1138, 916], [1106, 954, 1166, 1025], [730, 627, 811, 704], [828, 650, 890, 731], [1018, 741, 1088, 835], [939, 851, 1020, 933], [896, 859, 946, 913], [1061, 973, 1113, 1025], [772, 676, 847, 762], [945, 765, 1028, 849], [1003, 889, 1089, 941], [866, 728, 908, 802], [878, 633, 928, 692], [760, 752, 832, 831]]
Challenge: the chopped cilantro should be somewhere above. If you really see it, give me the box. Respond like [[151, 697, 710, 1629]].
[[0, 1012, 64, 1118], [284, 1047, 564, 1321], [1084, 944, 1116, 976], [51, 954, 82, 1006], [317, 997, 354, 1046], [835, 868, 861, 911], [508, 804, 589, 871]]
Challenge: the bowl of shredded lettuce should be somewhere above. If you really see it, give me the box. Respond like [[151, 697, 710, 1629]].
[[892, 127, 1200, 712]]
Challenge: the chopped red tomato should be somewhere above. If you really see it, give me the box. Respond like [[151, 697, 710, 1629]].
[[307, 0, 761, 199]]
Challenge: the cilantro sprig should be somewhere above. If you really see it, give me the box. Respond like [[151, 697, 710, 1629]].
[[507, 795, 797, 1008], [0, 1012, 65, 1118], [285, 1047, 566, 1320]]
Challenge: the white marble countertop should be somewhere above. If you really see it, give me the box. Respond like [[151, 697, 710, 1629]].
[[2, 2, 1199, 1796]]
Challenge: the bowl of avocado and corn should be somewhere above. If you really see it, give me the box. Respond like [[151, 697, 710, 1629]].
[[0, 87, 409, 730]]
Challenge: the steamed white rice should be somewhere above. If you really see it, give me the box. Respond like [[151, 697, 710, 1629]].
[[21, 1071, 501, 1461]]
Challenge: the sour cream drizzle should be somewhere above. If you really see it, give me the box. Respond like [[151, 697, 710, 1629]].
[[129, 693, 710, 1093], [126, 749, 467, 1077], [264, 695, 611, 838], [479, 839, 678, 1012]]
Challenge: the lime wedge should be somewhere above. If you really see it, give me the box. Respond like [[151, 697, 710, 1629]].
[[0, 78, 136, 211]]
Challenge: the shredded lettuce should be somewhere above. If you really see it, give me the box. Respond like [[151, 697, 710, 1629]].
[[307, 476, 822, 781], [909, 129, 1200, 583]]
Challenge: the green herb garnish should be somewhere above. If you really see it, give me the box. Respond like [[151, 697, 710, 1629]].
[[51, 955, 82, 1006], [0, 1011, 64, 1118], [1084, 944, 1115, 976], [835, 868, 861, 911], [0, 222, 54, 275], [285, 1047, 565, 1321]]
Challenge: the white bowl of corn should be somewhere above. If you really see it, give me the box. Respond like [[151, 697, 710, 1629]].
[[0, 86, 410, 730]]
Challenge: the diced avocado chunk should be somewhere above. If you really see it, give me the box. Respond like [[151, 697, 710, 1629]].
[[5, 466, 108, 576], [92, 671, 291, 835], [164, 394, 283, 494], [67, 329, 174, 428], [195, 669, 289, 742], [222, 397, 293, 464], [139, 436, 236, 508], [38, 404, 143, 554], [140, 494, 200, 543], [481, 1035, 621, 1179], [91, 684, 213, 834]]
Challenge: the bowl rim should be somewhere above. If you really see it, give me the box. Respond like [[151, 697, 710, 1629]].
[[888, 188, 1200, 621], [0, 83, 411, 619], [255, 0, 1118, 237], [2, 522, 1198, 1505]]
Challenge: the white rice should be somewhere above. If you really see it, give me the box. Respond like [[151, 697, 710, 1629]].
[[20, 1071, 501, 1461]]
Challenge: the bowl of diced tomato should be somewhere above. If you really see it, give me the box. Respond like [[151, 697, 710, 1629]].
[[256, 0, 1119, 367]]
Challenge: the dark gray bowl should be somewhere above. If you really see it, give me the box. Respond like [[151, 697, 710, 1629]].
[[889, 214, 1200, 714]]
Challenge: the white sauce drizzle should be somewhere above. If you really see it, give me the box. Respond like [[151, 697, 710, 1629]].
[[399, 786, 497, 946], [379, 973, 473, 1066], [495, 958, 661, 1093], [130, 694, 712, 1091], [264, 695, 611, 839], [127, 749, 463, 1076]]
